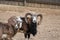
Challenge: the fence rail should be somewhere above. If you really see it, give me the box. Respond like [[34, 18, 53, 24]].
[[0, 0, 60, 9]]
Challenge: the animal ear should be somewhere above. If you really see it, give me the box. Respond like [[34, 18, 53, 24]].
[[37, 14, 43, 25]]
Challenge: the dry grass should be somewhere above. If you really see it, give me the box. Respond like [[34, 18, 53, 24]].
[[0, 4, 60, 40]]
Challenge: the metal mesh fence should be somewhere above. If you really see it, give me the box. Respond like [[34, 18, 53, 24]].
[[0, 0, 60, 8]]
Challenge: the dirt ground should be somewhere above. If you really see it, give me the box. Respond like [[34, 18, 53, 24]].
[[0, 4, 60, 40]]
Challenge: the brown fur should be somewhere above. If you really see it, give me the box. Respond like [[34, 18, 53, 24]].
[[0, 22, 14, 40]]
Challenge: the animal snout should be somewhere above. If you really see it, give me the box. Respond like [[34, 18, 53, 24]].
[[32, 31, 37, 36]]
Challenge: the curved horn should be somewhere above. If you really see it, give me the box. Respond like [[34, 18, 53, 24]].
[[25, 13, 32, 17], [25, 13, 32, 23], [37, 14, 43, 25]]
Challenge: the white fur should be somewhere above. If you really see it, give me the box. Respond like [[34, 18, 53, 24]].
[[2, 34, 7, 38], [16, 16, 23, 28], [15, 24, 18, 29], [19, 22, 22, 28], [32, 16, 37, 23], [16, 16, 22, 22], [33, 16, 36, 21]]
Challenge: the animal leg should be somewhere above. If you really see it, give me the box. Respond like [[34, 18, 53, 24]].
[[24, 33, 28, 40], [28, 34, 30, 40]]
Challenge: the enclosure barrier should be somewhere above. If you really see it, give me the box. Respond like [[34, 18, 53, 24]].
[[0, 0, 60, 9]]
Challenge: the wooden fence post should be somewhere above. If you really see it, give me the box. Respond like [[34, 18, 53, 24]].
[[23, 0, 26, 6]]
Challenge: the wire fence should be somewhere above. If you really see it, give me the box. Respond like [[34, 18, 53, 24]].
[[0, 0, 60, 9]]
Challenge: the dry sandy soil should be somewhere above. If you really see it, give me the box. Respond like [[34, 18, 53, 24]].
[[0, 4, 60, 40]]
